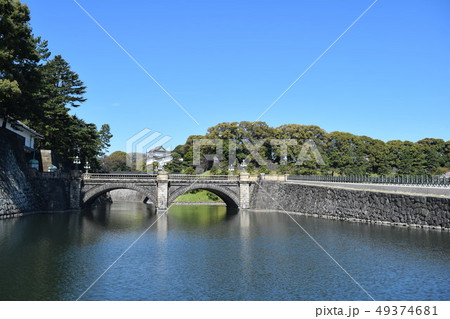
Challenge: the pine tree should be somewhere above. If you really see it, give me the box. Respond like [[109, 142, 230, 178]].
[[0, 0, 41, 126]]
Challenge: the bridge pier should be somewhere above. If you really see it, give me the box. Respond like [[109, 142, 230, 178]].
[[239, 172, 250, 209], [157, 171, 169, 212], [69, 170, 82, 209]]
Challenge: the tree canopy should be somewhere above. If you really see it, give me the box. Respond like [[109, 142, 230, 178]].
[[0, 0, 41, 122], [100, 151, 130, 172], [165, 121, 450, 176], [0, 0, 111, 170]]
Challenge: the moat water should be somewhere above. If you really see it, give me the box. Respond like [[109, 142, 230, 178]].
[[0, 202, 449, 300]]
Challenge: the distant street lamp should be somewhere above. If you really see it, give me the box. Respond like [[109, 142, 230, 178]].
[[241, 159, 248, 173], [84, 161, 91, 174], [229, 163, 235, 175], [73, 156, 81, 170]]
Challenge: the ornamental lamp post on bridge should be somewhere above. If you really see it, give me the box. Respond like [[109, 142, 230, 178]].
[[229, 163, 235, 175], [73, 156, 81, 170], [241, 159, 248, 173], [84, 162, 90, 174]]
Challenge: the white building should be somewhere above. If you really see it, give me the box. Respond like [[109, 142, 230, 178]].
[[0, 117, 42, 151], [146, 146, 172, 171]]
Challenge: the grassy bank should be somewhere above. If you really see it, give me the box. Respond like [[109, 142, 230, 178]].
[[174, 190, 223, 202]]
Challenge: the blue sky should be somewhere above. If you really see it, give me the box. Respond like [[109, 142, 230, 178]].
[[24, 0, 450, 153]]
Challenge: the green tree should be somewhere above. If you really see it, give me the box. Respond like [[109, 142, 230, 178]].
[[386, 140, 427, 175], [275, 124, 329, 171], [327, 132, 367, 175], [31, 55, 87, 155], [164, 150, 187, 173], [100, 151, 130, 172], [257, 165, 270, 174], [246, 162, 255, 173], [98, 124, 113, 156], [417, 138, 446, 174], [445, 141, 450, 169], [0, 0, 41, 126], [68, 116, 102, 171], [173, 121, 447, 177], [209, 166, 219, 175], [276, 163, 292, 174], [152, 161, 159, 172], [28, 54, 110, 170], [0, 0, 111, 172], [359, 136, 390, 175], [218, 160, 229, 175], [183, 166, 196, 175]]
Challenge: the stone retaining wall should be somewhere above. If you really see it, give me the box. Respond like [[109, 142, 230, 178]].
[[249, 182, 450, 230], [1, 130, 81, 218], [0, 130, 38, 218]]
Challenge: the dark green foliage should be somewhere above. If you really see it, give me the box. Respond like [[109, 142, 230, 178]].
[[167, 121, 448, 176], [1, 0, 111, 170], [183, 166, 196, 175], [257, 165, 271, 174], [29, 55, 110, 170], [98, 124, 113, 156], [163, 150, 184, 173], [100, 151, 130, 172], [209, 166, 219, 175], [206, 191, 219, 201], [445, 141, 450, 168], [386, 140, 427, 175], [0, 0, 41, 124], [417, 138, 446, 173]]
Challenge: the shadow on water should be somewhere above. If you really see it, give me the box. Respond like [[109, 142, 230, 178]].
[[82, 202, 155, 229]]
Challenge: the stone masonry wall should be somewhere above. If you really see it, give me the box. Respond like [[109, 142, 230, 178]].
[[29, 177, 71, 211], [0, 130, 38, 218], [1, 130, 79, 217], [108, 189, 146, 202], [250, 181, 450, 230]]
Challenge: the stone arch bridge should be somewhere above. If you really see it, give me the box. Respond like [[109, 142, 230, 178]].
[[81, 172, 256, 211], [65, 172, 450, 229]]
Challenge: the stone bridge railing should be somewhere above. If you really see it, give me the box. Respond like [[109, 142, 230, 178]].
[[83, 173, 246, 182], [82, 173, 287, 182], [287, 174, 450, 187], [168, 174, 239, 181], [83, 173, 157, 180]]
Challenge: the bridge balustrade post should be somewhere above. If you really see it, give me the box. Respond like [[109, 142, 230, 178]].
[[239, 172, 251, 209], [156, 171, 169, 212]]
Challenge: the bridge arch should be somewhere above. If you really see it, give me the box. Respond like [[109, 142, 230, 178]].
[[82, 183, 157, 207], [168, 184, 240, 210]]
